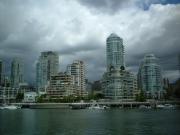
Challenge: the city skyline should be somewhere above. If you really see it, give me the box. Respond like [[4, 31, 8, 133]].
[[0, 0, 180, 85]]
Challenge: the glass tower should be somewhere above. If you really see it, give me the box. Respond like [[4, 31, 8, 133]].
[[106, 33, 125, 71], [36, 51, 59, 91], [11, 58, 24, 88], [138, 54, 162, 98], [103, 33, 138, 99]]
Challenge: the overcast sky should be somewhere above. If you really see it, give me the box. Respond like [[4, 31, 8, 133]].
[[0, 0, 180, 85]]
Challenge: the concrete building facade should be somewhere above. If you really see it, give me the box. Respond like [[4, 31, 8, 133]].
[[66, 60, 87, 96], [46, 72, 75, 98]]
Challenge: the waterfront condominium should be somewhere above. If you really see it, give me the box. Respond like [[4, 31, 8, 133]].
[[36, 51, 59, 92], [137, 54, 163, 98], [46, 72, 76, 98], [102, 33, 138, 100], [66, 60, 87, 97], [11, 58, 24, 88]]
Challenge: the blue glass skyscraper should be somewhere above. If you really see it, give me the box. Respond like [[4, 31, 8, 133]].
[[106, 33, 125, 71], [138, 54, 162, 98]]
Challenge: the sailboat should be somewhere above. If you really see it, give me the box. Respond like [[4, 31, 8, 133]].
[[0, 88, 20, 110]]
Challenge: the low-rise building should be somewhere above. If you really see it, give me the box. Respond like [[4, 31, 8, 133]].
[[18, 83, 36, 93], [23, 92, 38, 103], [46, 72, 76, 98]]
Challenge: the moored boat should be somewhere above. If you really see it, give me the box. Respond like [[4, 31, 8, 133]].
[[89, 104, 109, 110], [156, 104, 175, 109], [164, 104, 175, 109], [0, 104, 21, 110], [139, 105, 151, 109], [156, 104, 165, 109]]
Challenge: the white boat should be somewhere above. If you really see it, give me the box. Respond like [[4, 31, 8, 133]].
[[164, 104, 175, 109], [139, 105, 151, 109], [0, 104, 20, 110], [89, 104, 109, 110], [156, 104, 165, 109], [157, 104, 175, 109], [0, 90, 20, 110]]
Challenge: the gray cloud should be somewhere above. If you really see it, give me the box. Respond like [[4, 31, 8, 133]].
[[78, 0, 180, 14], [126, 6, 180, 75], [0, 0, 179, 85], [78, 0, 134, 14]]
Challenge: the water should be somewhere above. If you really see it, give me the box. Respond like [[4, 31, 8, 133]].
[[0, 109, 180, 135]]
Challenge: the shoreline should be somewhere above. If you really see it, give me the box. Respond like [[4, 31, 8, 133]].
[[8, 100, 180, 109]]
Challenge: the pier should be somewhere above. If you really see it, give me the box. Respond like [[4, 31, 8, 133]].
[[11, 100, 180, 109]]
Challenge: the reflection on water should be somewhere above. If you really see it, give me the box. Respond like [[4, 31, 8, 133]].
[[0, 109, 180, 135]]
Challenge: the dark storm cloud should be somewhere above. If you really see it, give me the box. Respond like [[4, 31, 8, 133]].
[[58, 40, 102, 55], [78, 0, 133, 14]]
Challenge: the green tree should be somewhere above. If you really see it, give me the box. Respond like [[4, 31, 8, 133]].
[[135, 90, 146, 102], [16, 93, 24, 102], [36, 94, 47, 103]]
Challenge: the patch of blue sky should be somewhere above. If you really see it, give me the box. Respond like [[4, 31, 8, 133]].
[[136, 0, 180, 10]]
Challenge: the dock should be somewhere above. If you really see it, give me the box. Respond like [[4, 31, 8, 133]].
[[11, 100, 180, 109]]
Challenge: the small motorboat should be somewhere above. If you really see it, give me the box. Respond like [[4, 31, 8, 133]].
[[156, 104, 165, 109], [89, 104, 109, 110], [139, 105, 151, 109], [164, 104, 175, 109]]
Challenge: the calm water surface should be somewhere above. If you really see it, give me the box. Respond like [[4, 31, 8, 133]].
[[0, 109, 180, 135]]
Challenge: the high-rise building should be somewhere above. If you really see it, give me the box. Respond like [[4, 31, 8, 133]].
[[66, 60, 86, 96], [106, 33, 125, 71], [36, 51, 59, 92], [11, 58, 24, 88], [137, 54, 162, 98], [102, 33, 138, 100], [0, 59, 3, 86]]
